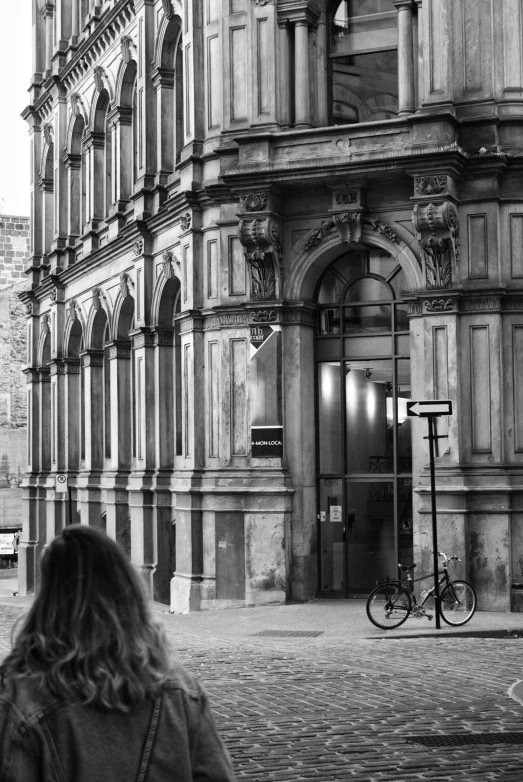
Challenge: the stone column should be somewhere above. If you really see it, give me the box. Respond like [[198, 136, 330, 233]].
[[151, 66, 174, 203], [64, 359, 80, 472], [20, 368, 42, 595], [42, 3, 54, 77], [294, 20, 311, 128], [71, 0, 80, 42], [394, 1, 416, 115], [39, 368, 51, 474], [80, 349, 104, 471], [153, 328, 175, 470], [107, 340, 132, 472], [65, 153, 81, 243]]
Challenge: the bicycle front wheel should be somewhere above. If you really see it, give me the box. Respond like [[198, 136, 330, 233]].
[[366, 582, 412, 630], [440, 580, 477, 626]]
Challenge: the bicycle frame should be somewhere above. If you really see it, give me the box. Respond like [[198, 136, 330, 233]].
[[404, 566, 453, 607]]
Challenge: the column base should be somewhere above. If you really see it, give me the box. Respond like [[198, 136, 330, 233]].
[[170, 572, 202, 613]]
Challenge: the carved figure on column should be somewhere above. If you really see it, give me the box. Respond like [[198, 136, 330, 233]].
[[239, 215, 283, 301], [412, 202, 460, 290]]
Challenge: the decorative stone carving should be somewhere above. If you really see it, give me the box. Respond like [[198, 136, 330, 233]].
[[335, 192, 358, 205], [412, 202, 460, 290], [120, 273, 131, 298], [94, 66, 105, 92], [253, 0, 271, 4], [50, 287, 58, 303], [333, 212, 364, 244], [162, 251, 176, 278], [180, 213, 191, 231], [415, 175, 447, 196], [252, 310, 277, 323], [304, 220, 334, 251], [70, 93, 86, 117], [26, 302, 33, 316], [121, 35, 135, 63], [92, 288, 102, 310], [461, 297, 501, 311], [68, 300, 78, 321], [408, 301, 423, 316], [240, 192, 268, 212], [161, 0, 174, 17], [133, 239, 144, 256], [246, 252, 276, 301], [424, 299, 454, 312], [43, 123, 54, 146], [41, 313, 51, 334], [239, 215, 284, 300], [365, 217, 400, 244]]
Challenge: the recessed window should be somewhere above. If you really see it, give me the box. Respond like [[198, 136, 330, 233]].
[[330, 0, 398, 124]]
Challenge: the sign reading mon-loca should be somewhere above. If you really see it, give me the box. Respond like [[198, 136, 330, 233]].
[[251, 426, 283, 457]]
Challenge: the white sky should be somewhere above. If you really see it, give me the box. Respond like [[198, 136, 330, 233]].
[[0, 2, 32, 217]]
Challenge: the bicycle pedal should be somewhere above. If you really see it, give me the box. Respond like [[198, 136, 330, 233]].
[[426, 614, 433, 621]]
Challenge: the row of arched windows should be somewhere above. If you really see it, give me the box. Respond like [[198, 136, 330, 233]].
[[39, 17, 184, 254]]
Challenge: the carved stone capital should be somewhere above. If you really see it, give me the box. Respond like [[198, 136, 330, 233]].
[[412, 201, 460, 290]]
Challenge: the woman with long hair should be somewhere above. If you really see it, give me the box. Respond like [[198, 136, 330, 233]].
[[0, 524, 236, 781]]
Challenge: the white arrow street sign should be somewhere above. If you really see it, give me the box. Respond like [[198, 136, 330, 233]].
[[407, 400, 453, 417]]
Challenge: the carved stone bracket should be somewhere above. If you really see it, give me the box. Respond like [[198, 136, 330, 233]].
[[412, 202, 460, 290], [68, 299, 80, 321], [120, 273, 132, 298], [333, 212, 364, 244], [180, 213, 191, 231], [162, 250, 178, 278], [133, 239, 144, 256], [239, 215, 284, 301], [41, 313, 51, 334], [92, 287, 104, 311]]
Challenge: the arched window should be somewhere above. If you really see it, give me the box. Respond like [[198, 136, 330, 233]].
[[315, 247, 412, 596], [93, 91, 112, 219], [330, 0, 398, 124]]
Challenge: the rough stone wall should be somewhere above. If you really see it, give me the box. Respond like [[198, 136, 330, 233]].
[[0, 216, 30, 290], [0, 216, 29, 528]]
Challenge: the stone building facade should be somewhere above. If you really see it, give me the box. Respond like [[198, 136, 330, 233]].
[[0, 216, 29, 529], [20, 0, 523, 611]]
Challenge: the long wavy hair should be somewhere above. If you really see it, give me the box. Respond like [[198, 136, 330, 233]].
[[0, 525, 173, 712]]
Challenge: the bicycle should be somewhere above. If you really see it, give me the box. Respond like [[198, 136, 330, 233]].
[[366, 552, 477, 630]]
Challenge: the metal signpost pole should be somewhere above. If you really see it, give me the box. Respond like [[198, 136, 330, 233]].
[[427, 415, 441, 630], [68, 485, 73, 526], [407, 400, 452, 632]]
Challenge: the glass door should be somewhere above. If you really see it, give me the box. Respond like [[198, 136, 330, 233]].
[[316, 249, 413, 597]]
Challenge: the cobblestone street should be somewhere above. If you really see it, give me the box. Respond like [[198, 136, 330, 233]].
[[2, 590, 523, 782]]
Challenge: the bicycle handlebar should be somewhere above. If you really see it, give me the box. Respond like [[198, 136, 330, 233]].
[[438, 552, 461, 563]]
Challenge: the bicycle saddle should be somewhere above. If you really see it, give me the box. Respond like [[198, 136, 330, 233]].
[[398, 563, 417, 571]]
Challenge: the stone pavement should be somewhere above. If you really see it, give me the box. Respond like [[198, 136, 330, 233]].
[[2, 572, 523, 780]]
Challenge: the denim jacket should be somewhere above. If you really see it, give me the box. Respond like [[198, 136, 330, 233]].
[[0, 661, 236, 782]]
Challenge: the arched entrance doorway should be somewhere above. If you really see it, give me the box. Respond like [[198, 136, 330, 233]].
[[315, 245, 413, 596]]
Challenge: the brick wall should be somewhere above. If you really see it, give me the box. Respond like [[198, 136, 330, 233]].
[[0, 216, 29, 529]]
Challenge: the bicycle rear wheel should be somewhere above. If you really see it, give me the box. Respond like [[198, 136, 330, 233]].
[[440, 580, 477, 626], [366, 582, 411, 630]]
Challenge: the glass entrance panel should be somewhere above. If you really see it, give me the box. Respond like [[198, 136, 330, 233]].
[[345, 480, 395, 594], [345, 359, 393, 473], [318, 362, 343, 473], [319, 478, 345, 593]]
